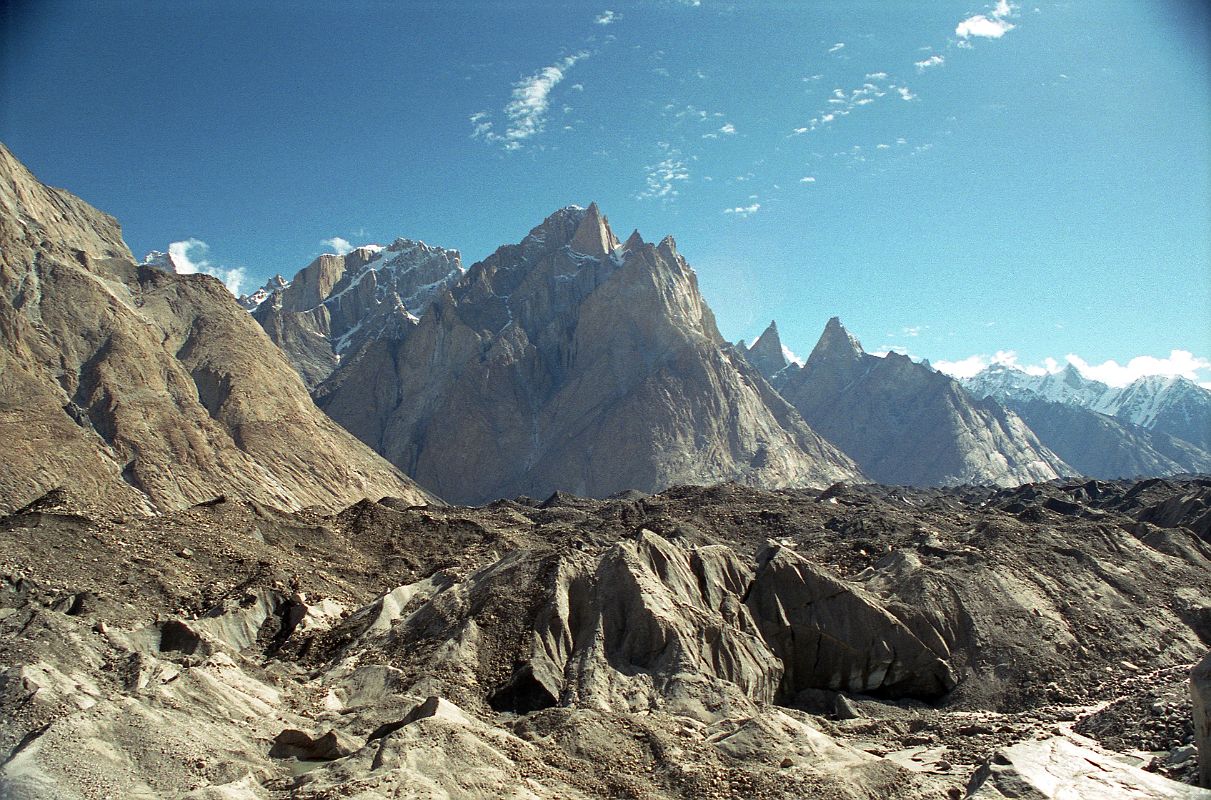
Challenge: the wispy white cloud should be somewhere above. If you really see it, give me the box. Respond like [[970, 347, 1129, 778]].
[[956, 0, 1017, 39], [790, 75, 911, 135], [799, 176, 816, 183], [164, 239, 247, 295], [719, 122, 736, 135], [931, 354, 990, 379], [871, 345, 918, 359], [469, 111, 493, 139], [915, 54, 945, 71], [638, 143, 689, 201], [933, 350, 1047, 379], [1067, 351, 1211, 388], [472, 52, 589, 150], [723, 202, 760, 218], [594, 10, 617, 25], [828, 42, 845, 53], [322, 237, 353, 256]]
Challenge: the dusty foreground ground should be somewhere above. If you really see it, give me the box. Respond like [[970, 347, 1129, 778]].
[[2, 477, 1210, 799]]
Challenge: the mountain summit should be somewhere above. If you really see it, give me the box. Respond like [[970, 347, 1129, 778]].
[[777, 317, 1069, 486], [252, 240, 464, 388], [315, 204, 862, 503], [743, 320, 791, 381]]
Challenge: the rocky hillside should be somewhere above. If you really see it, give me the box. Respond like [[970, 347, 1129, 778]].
[[0, 143, 429, 514], [2, 477, 1209, 798], [775, 317, 1070, 486], [315, 204, 862, 504]]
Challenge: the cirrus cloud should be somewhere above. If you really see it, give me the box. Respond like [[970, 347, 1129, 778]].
[[472, 51, 589, 150]]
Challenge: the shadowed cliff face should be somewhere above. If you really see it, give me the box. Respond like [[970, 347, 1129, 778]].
[[776, 317, 1071, 487], [316, 203, 863, 505], [0, 143, 429, 514]]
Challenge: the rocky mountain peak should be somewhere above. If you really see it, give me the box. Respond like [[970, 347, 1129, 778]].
[[569, 201, 620, 259], [316, 205, 861, 504], [624, 229, 645, 250], [0, 145, 428, 513], [279, 253, 348, 312], [807, 316, 865, 366], [776, 316, 1068, 487], [745, 320, 790, 381], [1059, 362, 1086, 386], [237, 274, 290, 311], [0, 142, 132, 265]]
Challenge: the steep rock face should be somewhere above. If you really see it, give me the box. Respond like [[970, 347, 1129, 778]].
[[742, 320, 791, 381], [316, 204, 862, 504], [746, 545, 955, 699], [0, 142, 428, 513], [778, 317, 1069, 486], [1195, 651, 1211, 788], [252, 240, 464, 388]]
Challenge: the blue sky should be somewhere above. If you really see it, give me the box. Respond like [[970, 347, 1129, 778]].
[[2, 0, 1209, 386]]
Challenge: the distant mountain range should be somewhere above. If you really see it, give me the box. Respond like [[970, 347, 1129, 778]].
[[961, 363, 1211, 478], [3, 142, 1209, 512]]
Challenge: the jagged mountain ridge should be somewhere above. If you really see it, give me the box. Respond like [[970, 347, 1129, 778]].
[[773, 317, 1070, 487], [966, 363, 1211, 450], [248, 239, 464, 388], [237, 273, 289, 311], [315, 203, 863, 504], [0, 142, 429, 514], [965, 363, 1211, 475]]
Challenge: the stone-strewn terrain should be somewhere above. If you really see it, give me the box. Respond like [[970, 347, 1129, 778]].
[[316, 204, 862, 504], [2, 477, 1209, 799], [0, 143, 428, 514]]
